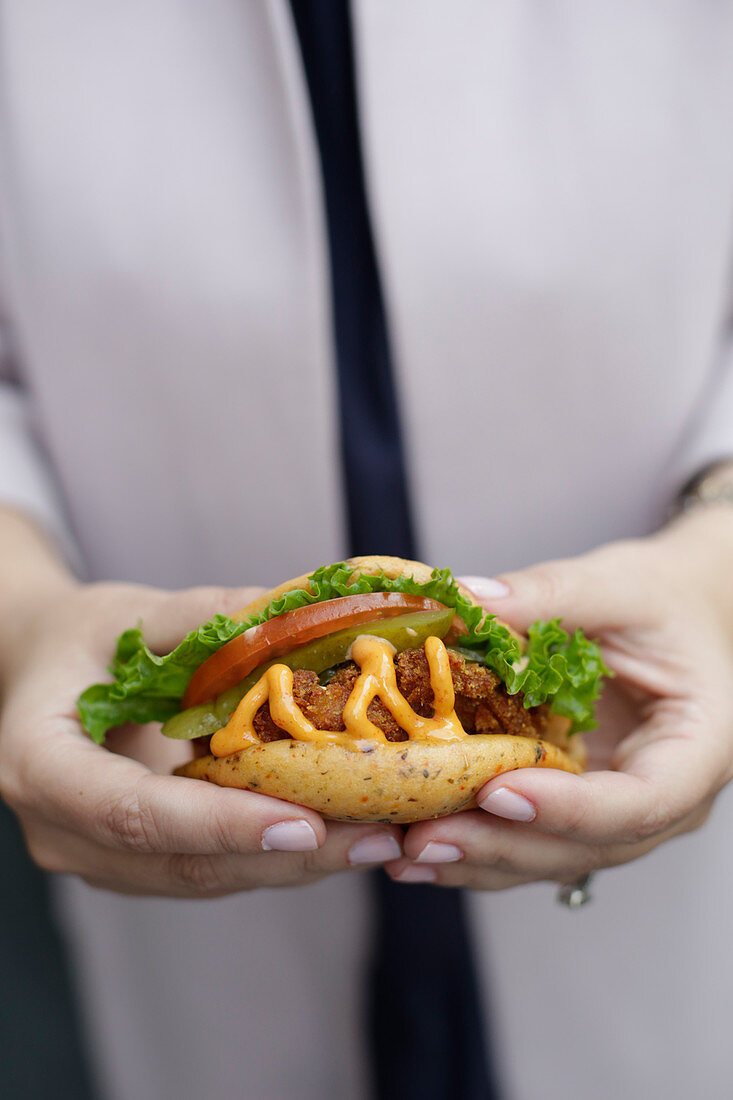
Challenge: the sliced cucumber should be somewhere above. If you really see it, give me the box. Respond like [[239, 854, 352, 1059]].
[[162, 607, 454, 741], [447, 646, 488, 665]]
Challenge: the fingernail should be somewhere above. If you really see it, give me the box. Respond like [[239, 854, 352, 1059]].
[[459, 576, 511, 600], [348, 834, 402, 865], [415, 841, 463, 863], [479, 787, 536, 822], [262, 820, 319, 851], [394, 865, 438, 884]]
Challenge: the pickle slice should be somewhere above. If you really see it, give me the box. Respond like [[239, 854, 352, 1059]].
[[162, 607, 454, 741], [447, 646, 488, 665]]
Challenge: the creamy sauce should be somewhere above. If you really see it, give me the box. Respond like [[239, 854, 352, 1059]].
[[210, 635, 468, 757]]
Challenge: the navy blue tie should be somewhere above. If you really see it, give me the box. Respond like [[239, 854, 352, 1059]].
[[289, 4, 498, 1097]]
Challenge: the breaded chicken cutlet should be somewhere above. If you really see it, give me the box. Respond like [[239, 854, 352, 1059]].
[[243, 647, 564, 747]]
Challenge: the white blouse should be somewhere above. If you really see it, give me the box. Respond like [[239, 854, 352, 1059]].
[[1, 3, 733, 1098]]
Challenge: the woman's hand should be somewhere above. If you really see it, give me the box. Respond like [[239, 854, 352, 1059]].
[[385, 507, 733, 889], [0, 516, 403, 896]]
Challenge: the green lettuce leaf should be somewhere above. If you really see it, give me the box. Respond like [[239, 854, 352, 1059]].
[[77, 562, 609, 743], [479, 619, 610, 733], [78, 615, 249, 744]]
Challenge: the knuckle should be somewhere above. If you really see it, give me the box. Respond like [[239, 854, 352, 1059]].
[[630, 800, 674, 844], [553, 847, 606, 880], [202, 585, 231, 612], [166, 853, 226, 895], [488, 854, 519, 877], [102, 789, 159, 852], [582, 844, 608, 873], [194, 586, 247, 619], [559, 790, 594, 840], [163, 586, 225, 629], [206, 812, 242, 856], [216, 586, 266, 617], [474, 835, 517, 874], [529, 566, 565, 610]]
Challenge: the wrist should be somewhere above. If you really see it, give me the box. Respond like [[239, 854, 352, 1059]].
[[656, 497, 733, 627], [0, 507, 78, 675], [672, 460, 733, 519], [663, 459, 733, 548]]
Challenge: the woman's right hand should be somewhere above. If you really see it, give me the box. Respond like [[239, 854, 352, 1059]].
[[0, 568, 404, 897]]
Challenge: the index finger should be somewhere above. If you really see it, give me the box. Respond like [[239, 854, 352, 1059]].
[[23, 722, 329, 856]]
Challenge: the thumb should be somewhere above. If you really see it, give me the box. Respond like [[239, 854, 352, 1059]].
[[144, 584, 267, 652], [459, 542, 645, 635]]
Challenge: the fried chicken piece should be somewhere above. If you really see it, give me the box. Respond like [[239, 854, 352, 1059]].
[[253, 666, 404, 742], [396, 648, 542, 739], [251, 647, 547, 743]]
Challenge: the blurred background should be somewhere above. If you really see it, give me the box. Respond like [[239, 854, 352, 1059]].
[[2, 2, 733, 1098]]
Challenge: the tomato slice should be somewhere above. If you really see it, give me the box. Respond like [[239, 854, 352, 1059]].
[[183, 593, 447, 707]]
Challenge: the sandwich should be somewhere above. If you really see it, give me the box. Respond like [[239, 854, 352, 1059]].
[[78, 556, 608, 823]]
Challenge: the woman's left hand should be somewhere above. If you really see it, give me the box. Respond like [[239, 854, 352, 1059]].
[[385, 507, 733, 889]]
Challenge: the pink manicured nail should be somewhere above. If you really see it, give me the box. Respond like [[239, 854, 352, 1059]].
[[262, 820, 319, 851], [459, 576, 511, 600], [479, 787, 536, 822], [348, 834, 402, 865], [394, 865, 438, 884], [415, 841, 463, 863]]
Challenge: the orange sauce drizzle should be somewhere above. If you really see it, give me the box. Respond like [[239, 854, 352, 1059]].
[[210, 635, 468, 757]]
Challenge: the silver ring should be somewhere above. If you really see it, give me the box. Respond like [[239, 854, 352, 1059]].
[[557, 872, 594, 909]]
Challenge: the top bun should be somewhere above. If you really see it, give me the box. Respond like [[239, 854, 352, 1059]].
[[232, 554, 518, 637]]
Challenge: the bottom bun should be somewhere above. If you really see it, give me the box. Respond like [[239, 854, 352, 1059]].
[[175, 737, 583, 823]]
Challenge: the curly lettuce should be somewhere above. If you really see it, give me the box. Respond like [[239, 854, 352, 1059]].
[[78, 562, 609, 744]]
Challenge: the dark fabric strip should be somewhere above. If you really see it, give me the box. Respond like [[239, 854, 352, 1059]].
[[289, 4, 497, 1097], [0, 799, 96, 1100], [289, 0, 415, 558]]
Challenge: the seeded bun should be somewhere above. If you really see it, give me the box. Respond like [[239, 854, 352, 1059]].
[[230, 555, 474, 622], [175, 556, 584, 822], [178, 736, 581, 822]]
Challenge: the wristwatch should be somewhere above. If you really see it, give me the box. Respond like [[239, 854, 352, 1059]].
[[674, 460, 733, 517]]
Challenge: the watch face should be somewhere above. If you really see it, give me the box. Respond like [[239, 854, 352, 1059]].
[[702, 481, 733, 501], [687, 480, 733, 508], [676, 461, 733, 516]]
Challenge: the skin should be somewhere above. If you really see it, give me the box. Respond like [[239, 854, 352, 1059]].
[[2, 479, 733, 897], [0, 508, 403, 897], [383, 477, 733, 888]]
